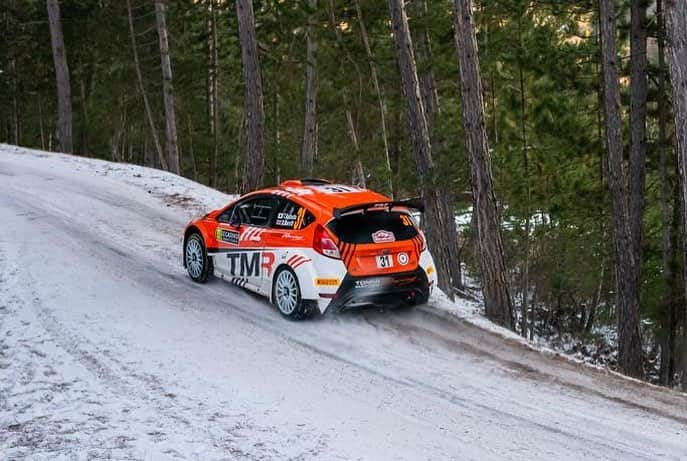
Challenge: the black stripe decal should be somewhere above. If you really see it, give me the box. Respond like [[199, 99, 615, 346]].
[[340, 243, 350, 263], [344, 244, 354, 266], [345, 244, 356, 267], [231, 277, 248, 287]]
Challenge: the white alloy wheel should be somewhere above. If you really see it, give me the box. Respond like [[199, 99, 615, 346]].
[[185, 233, 211, 283], [275, 269, 299, 315], [186, 237, 204, 279]]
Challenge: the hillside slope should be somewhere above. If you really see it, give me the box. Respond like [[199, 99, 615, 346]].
[[1, 145, 685, 460]]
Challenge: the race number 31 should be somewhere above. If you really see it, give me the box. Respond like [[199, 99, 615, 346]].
[[376, 254, 393, 269]]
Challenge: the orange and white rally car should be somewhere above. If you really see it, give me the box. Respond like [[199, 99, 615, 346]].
[[183, 179, 437, 319]]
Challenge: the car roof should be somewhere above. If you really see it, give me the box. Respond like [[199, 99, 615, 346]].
[[244, 179, 391, 218]]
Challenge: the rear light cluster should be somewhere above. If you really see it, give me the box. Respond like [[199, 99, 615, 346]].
[[314, 224, 341, 259]]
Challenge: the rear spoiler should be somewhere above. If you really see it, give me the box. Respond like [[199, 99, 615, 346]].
[[332, 198, 425, 219]]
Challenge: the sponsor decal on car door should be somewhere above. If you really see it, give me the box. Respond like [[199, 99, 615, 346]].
[[212, 225, 266, 290]]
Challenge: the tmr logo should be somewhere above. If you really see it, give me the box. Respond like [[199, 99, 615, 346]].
[[226, 251, 275, 277]]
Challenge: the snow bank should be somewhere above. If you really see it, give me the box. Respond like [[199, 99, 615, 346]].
[[0, 144, 234, 219]]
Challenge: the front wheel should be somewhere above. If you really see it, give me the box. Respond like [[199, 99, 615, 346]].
[[272, 267, 313, 320], [185, 233, 212, 283]]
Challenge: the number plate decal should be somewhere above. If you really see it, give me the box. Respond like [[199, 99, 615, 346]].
[[376, 254, 394, 269]]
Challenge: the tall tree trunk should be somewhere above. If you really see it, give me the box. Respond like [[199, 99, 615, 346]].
[[660, 182, 682, 385], [79, 76, 88, 153], [301, 0, 318, 176], [388, 0, 454, 300], [657, 0, 671, 325], [452, 0, 513, 327], [328, 0, 365, 188], [234, 113, 244, 193], [484, 21, 498, 146], [46, 0, 73, 153], [126, 0, 168, 171], [356, 0, 393, 197], [657, 0, 674, 386], [155, 0, 180, 175], [664, 0, 687, 391], [10, 56, 20, 145], [187, 114, 198, 182], [588, 10, 607, 336], [3, 7, 11, 144], [628, 1, 648, 361], [236, 0, 265, 193], [48, 121, 53, 151], [345, 110, 366, 188], [413, 0, 438, 131], [599, 0, 644, 378], [413, 0, 463, 293], [629, 0, 648, 264], [516, 12, 531, 337], [273, 86, 281, 185], [38, 93, 46, 151], [207, 0, 219, 187], [111, 99, 126, 162]]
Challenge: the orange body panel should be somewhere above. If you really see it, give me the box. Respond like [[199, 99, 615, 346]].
[[337, 238, 422, 277]]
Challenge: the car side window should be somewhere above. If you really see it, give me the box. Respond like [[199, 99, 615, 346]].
[[217, 206, 235, 223], [271, 199, 315, 230], [236, 196, 278, 227]]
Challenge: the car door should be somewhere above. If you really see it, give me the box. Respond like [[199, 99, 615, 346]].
[[214, 195, 278, 291], [258, 198, 315, 294]]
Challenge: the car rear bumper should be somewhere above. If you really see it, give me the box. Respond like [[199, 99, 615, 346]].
[[324, 268, 430, 313]]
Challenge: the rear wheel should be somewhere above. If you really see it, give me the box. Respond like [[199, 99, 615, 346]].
[[272, 267, 313, 320], [185, 233, 212, 283]]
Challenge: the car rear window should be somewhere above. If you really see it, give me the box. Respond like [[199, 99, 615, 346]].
[[328, 211, 418, 244]]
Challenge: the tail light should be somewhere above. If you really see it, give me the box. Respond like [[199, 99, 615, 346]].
[[314, 224, 341, 259]]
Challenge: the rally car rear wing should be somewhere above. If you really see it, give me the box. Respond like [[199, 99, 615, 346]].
[[332, 198, 425, 219]]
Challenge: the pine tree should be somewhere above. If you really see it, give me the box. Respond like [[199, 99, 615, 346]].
[[599, 0, 644, 378], [301, 0, 318, 176], [46, 0, 73, 153], [236, 0, 265, 192], [387, 0, 455, 299], [452, 0, 513, 328], [155, 0, 180, 174], [664, 0, 687, 390]]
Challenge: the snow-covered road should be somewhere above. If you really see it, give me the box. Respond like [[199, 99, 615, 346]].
[[1, 145, 685, 460]]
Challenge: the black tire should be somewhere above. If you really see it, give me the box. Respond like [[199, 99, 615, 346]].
[[272, 266, 314, 320], [184, 232, 213, 283]]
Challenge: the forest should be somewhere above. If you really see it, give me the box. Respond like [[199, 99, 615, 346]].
[[1, 0, 687, 389]]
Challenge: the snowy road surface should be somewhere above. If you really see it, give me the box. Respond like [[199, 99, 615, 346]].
[[1, 145, 686, 460]]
